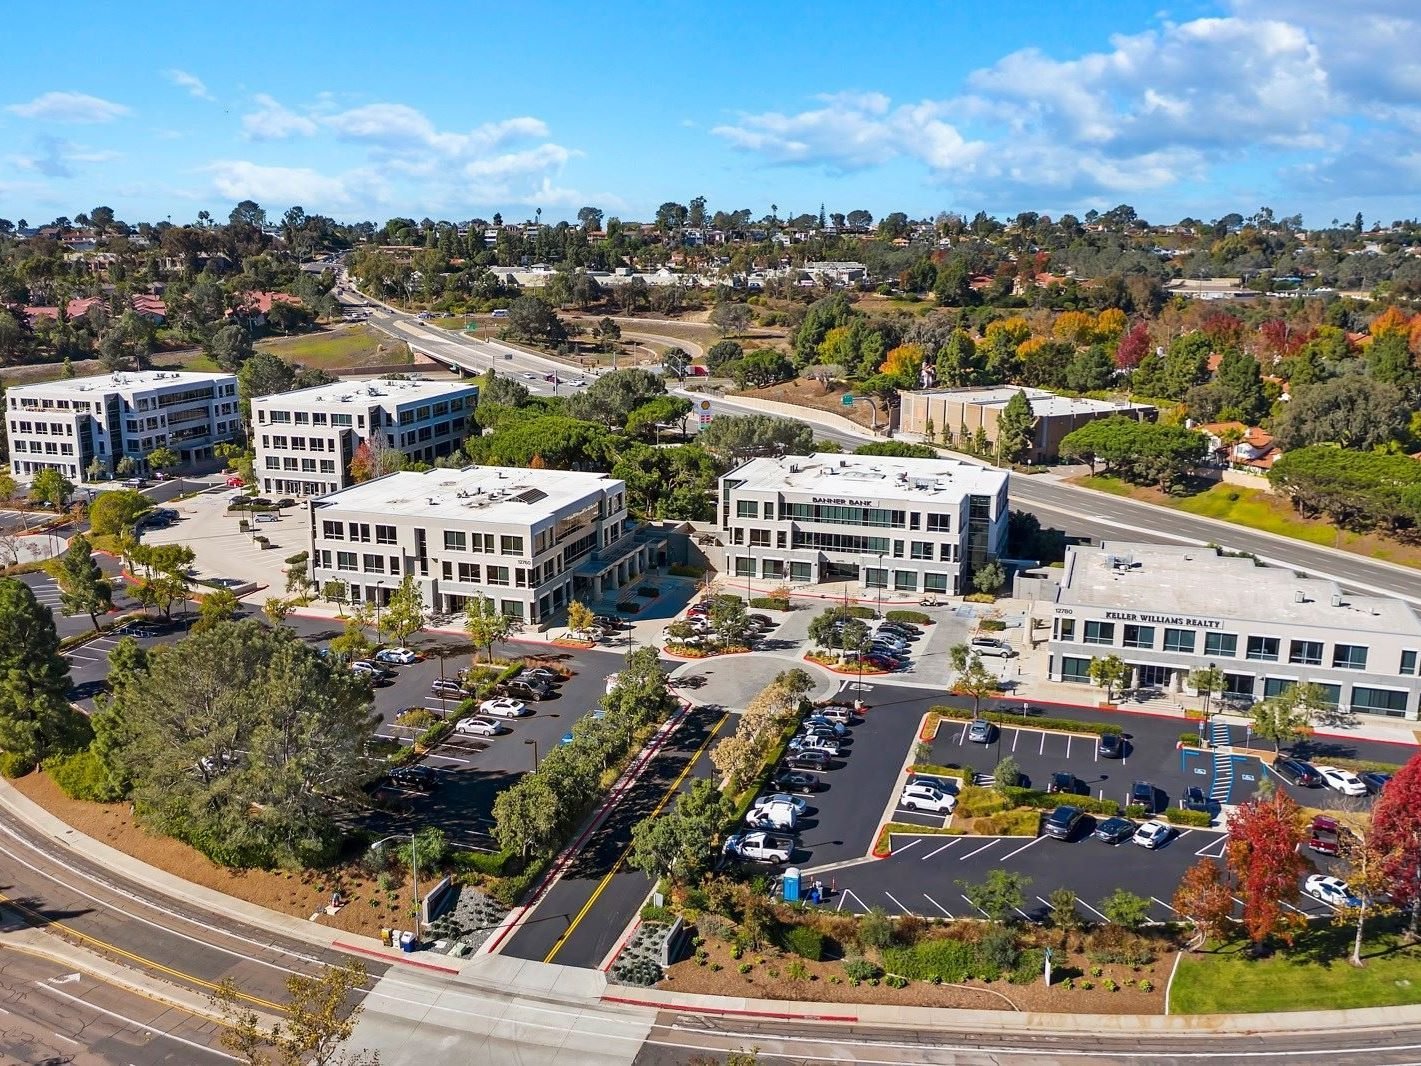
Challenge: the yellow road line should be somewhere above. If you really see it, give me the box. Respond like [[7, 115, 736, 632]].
[[543, 711, 728, 964], [0, 892, 287, 1014]]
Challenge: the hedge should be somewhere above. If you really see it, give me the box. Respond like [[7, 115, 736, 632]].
[[883, 938, 978, 982], [779, 925, 826, 961], [1164, 808, 1215, 827], [1178, 732, 1202, 746], [885, 610, 932, 625], [45, 749, 125, 803], [1000, 786, 1121, 816], [841, 605, 877, 619], [1312, 754, 1401, 775], [750, 596, 790, 611], [930, 705, 1123, 737], [979, 619, 1006, 632]]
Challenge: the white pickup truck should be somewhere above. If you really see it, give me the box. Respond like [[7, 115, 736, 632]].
[[723, 831, 793, 864]]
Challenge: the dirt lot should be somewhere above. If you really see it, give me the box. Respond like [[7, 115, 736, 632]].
[[661, 934, 1169, 1015], [735, 376, 882, 432], [12, 770, 415, 938]]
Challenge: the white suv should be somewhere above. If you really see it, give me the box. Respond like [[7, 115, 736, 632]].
[[900, 782, 957, 813], [970, 636, 1015, 658]]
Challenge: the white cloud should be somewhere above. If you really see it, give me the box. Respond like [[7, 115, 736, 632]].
[[164, 69, 214, 101], [204, 160, 362, 208], [7, 91, 130, 123], [8, 136, 118, 179], [241, 94, 318, 140]]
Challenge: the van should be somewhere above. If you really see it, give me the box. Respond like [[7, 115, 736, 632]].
[[970, 636, 1015, 658], [490, 308, 510, 318]]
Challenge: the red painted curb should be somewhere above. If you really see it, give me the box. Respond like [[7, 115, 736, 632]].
[[331, 940, 460, 974], [602, 994, 858, 1023]]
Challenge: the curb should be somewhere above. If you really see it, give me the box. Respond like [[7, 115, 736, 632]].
[[331, 939, 461, 974]]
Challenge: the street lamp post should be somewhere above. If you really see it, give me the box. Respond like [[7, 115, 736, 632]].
[[876, 552, 885, 618], [371, 833, 421, 938], [375, 581, 387, 640], [524, 738, 539, 771]]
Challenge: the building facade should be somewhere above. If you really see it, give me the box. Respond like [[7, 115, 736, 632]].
[[718, 453, 1009, 596], [898, 387, 1156, 463], [307, 466, 647, 625], [6, 371, 239, 481], [1041, 542, 1421, 720], [251, 377, 478, 498]]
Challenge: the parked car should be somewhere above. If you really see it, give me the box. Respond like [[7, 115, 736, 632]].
[[1046, 771, 1081, 795], [1316, 765, 1368, 797], [479, 697, 530, 718], [771, 769, 822, 794], [786, 749, 833, 771], [1304, 874, 1361, 908], [747, 613, 775, 629], [1307, 814, 1350, 856], [594, 614, 629, 631], [1182, 786, 1211, 812], [114, 620, 159, 638], [430, 677, 469, 698], [520, 666, 563, 686], [455, 716, 505, 737], [1093, 816, 1137, 845], [818, 706, 854, 725], [908, 773, 958, 796], [967, 718, 995, 743], [745, 801, 798, 831], [350, 660, 394, 684], [1360, 771, 1393, 795], [1131, 780, 1158, 813], [1273, 757, 1323, 788], [899, 782, 956, 813], [387, 765, 439, 792], [374, 647, 419, 666], [1098, 733, 1125, 759], [788, 733, 840, 757], [723, 831, 793, 864], [803, 715, 847, 736], [1043, 805, 1087, 840], [501, 678, 550, 701], [1132, 820, 1173, 849], [969, 636, 1015, 658], [751, 793, 809, 816], [877, 622, 920, 639]]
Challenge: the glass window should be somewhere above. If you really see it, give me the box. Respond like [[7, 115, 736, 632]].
[[1060, 656, 1091, 683], [1246, 636, 1279, 661], [458, 563, 478, 582], [500, 535, 524, 556], [763, 503, 774, 520], [924, 573, 948, 593], [1262, 677, 1295, 699], [1351, 686, 1408, 717], [1122, 624, 1154, 649], [321, 520, 343, 540], [1082, 620, 1114, 646], [486, 565, 509, 586], [443, 530, 466, 551], [336, 551, 357, 572], [910, 541, 933, 560], [1288, 640, 1323, 666], [362, 554, 383, 573], [926, 514, 951, 532], [501, 600, 524, 621], [734, 557, 754, 577], [864, 567, 888, 589], [1163, 628, 1195, 654], [790, 561, 811, 582], [749, 529, 770, 547], [736, 500, 758, 519], [1204, 632, 1237, 658], [1332, 644, 1368, 670], [375, 525, 397, 545], [1058, 618, 1076, 642], [1402, 650, 1418, 676], [762, 559, 785, 579], [893, 570, 917, 591]]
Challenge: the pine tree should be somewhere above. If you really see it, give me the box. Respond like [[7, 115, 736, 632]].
[[995, 389, 1035, 464], [46, 534, 112, 631], [0, 579, 83, 770]]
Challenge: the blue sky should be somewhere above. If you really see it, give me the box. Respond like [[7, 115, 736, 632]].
[[2, 1, 1418, 227]]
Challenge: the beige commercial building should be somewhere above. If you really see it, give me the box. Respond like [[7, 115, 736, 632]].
[[899, 387, 1156, 463]]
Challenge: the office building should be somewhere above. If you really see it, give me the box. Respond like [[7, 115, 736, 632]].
[[251, 377, 478, 497], [307, 466, 645, 624], [1038, 542, 1421, 720], [718, 453, 1009, 596], [6, 370, 239, 481]]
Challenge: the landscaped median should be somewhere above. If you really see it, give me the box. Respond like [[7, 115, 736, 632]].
[[924, 705, 1125, 740]]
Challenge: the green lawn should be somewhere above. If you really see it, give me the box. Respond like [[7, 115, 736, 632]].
[[254, 325, 411, 369], [1076, 474, 1134, 497], [1168, 483, 1339, 547], [1170, 923, 1421, 1014]]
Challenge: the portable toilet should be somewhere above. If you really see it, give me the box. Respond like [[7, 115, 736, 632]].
[[783, 866, 801, 903]]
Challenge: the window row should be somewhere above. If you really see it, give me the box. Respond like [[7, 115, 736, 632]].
[[321, 521, 398, 544], [442, 530, 524, 556], [1061, 618, 1396, 673]]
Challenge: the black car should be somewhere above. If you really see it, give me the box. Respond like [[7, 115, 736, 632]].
[[1183, 786, 1211, 812], [1131, 780, 1157, 813], [1360, 771, 1393, 795], [1274, 757, 1324, 788], [387, 766, 439, 792], [1043, 805, 1086, 840], [502, 678, 550, 701], [771, 770, 822, 794], [1047, 771, 1081, 795], [909, 773, 958, 795], [877, 623, 920, 640], [786, 749, 833, 771], [1093, 816, 1136, 845], [521, 667, 563, 686], [1098, 733, 1125, 759]]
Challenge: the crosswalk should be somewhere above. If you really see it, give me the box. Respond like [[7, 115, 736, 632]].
[[1207, 719, 1234, 802]]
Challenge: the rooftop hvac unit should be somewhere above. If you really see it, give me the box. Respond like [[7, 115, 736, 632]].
[[1294, 590, 1306, 603], [1331, 594, 1343, 607]]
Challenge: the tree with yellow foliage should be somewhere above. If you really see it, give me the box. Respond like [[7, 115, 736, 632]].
[[879, 342, 925, 384], [1053, 310, 1097, 347], [1095, 307, 1128, 342]]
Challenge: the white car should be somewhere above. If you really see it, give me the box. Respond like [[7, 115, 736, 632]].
[[1305, 874, 1361, 908], [1315, 765, 1368, 797], [745, 801, 798, 830], [1132, 820, 1173, 849], [455, 716, 505, 737], [478, 697, 529, 718], [374, 647, 419, 665], [750, 793, 809, 816], [723, 831, 792, 864], [900, 782, 956, 813]]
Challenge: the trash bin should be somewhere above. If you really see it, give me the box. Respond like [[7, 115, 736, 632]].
[[380, 927, 391, 946], [399, 931, 415, 953], [782, 866, 801, 903]]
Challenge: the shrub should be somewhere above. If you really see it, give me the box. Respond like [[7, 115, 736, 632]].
[[616, 600, 640, 613], [750, 596, 790, 611], [785, 959, 810, 981], [1138, 978, 1154, 992], [1086, 926, 1156, 966], [976, 809, 1042, 836], [698, 914, 733, 941], [738, 961, 752, 974], [1009, 948, 1045, 985], [978, 926, 1019, 977], [452, 849, 515, 877], [979, 619, 1006, 632], [1178, 732, 1202, 746], [1090, 965, 1104, 978], [843, 956, 881, 982], [780, 924, 826, 961], [45, 748, 124, 802], [999, 787, 1120, 816], [1103, 978, 1119, 992], [0, 751, 36, 778], [284, 551, 309, 566], [668, 564, 703, 578], [884, 974, 908, 988], [883, 937, 976, 983], [857, 907, 896, 950], [1079, 979, 1094, 990], [1124, 803, 1148, 819], [396, 708, 436, 729], [842, 605, 877, 619], [955, 785, 1012, 817], [885, 610, 932, 624], [895, 914, 928, 946], [1164, 808, 1214, 827]]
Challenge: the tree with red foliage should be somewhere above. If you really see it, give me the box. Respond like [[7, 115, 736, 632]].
[[1371, 753, 1421, 940], [1257, 319, 1308, 361], [1172, 858, 1236, 951], [1200, 310, 1245, 349], [1225, 790, 1307, 952], [1114, 322, 1151, 370]]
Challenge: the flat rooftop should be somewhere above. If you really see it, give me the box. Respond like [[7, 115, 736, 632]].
[[728, 452, 1007, 500], [912, 386, 1154, 419], [9, 370, 232, 396], [258, 376, 477, 407], [1059, 542, 1421, 635], [313, 466, 618, 523]]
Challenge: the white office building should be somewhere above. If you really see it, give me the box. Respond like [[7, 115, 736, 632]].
[[6, 370, 239, 481], [252, 377, 479, 498], [1038, 542, 1421, 720], [307, 466, 649, 624], [718, 453, 1010, 596]]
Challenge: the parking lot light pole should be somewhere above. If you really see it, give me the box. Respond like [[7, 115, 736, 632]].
[[525, 738, 539, 770], [375, 581, 387, 640], [876, 553, 885, 618], [371, 833, 420, 935]]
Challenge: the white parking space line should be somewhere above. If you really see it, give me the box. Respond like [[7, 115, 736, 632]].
[[1194, 835, 1228, 857], [1151, 896, 1177, 913], [891, 838, 922, 856], [1013, 906, 1033, 921], [1174, 830, 1195, 845], [1230, 895, 1247, 908], [960, 839, 1000, 860], [883, 891, 915, 916], [960, 894, 991, 918], [1011, 728, 1020, 752], [837, 887, 868, 913], [1039, 730, 1046, 755], [1079, 900, 1111, 922], [1283, 899, 1315, 915], [65, 653, 102, 664], [1035, 895, 1057, 911], [921, 840, 959, 860], [923, 893, 953, 917], [998, 836, 1045, 861], [1065, 734, 1072, 759], [422, 753, 474, 766]]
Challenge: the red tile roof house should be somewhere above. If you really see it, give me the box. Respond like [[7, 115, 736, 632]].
[[1197, 421, 1280, 476], [229, 291, 303, 327], [23, 294, 166, 325]]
